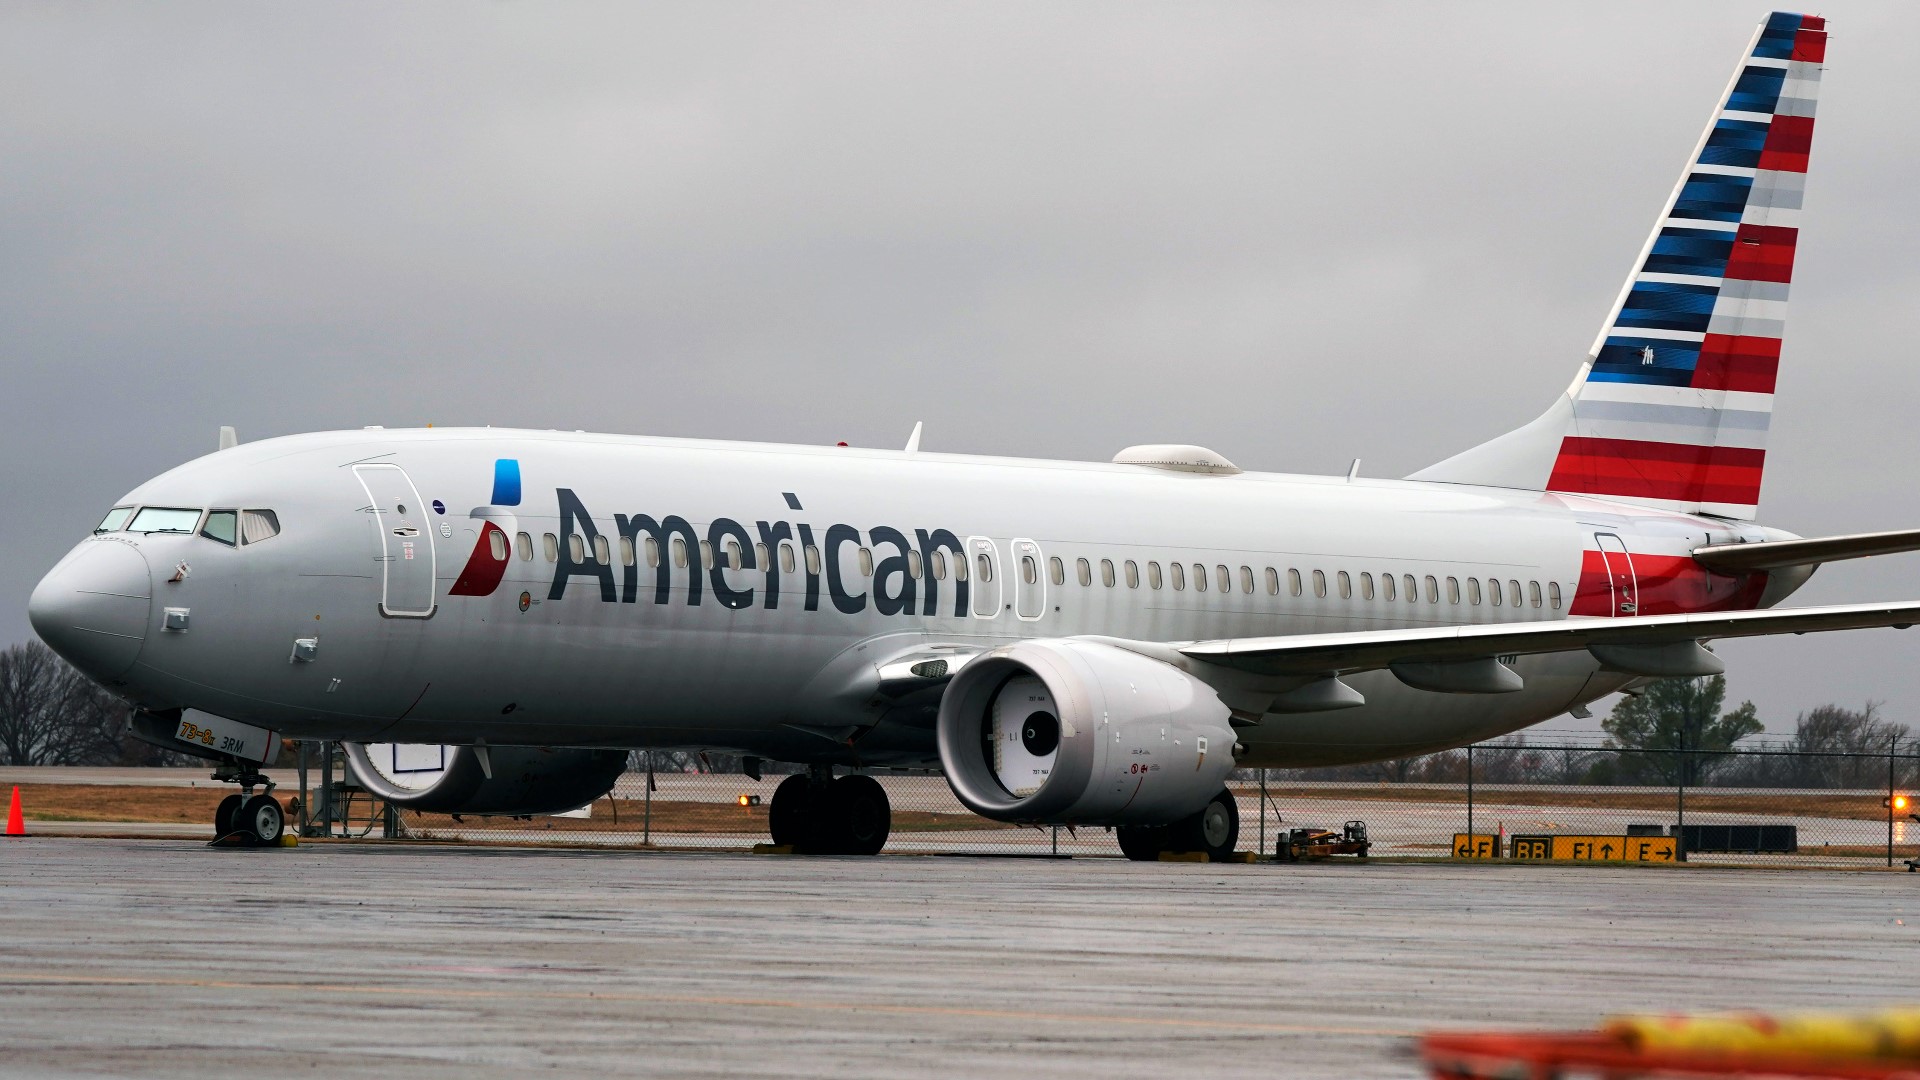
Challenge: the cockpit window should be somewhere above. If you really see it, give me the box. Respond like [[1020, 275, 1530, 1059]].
[[201, 510, 238, 546], [94, 507, 134, 533], [127, 507, 202, 534], [240, 510, 280, 544]]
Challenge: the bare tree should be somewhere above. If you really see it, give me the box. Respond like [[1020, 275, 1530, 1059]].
[[0, 642, 129, 765]]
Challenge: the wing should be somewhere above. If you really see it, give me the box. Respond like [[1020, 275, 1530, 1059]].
[[1178, 600, 1920, 680], [1692, 529, 1920, 572]]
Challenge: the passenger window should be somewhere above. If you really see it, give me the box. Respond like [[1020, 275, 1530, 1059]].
[[805, 545, 822, 575], [1446, 576, 1460, 604], [952, 550, 966, 581], [646, 537, 661, 568], [928, 549, 945, 580], [240, 510, 280, 544], [1511, 580, 1524, 607], [701, 541, 716, 570], [780, 543, 797, 575], [1547, 581, 1560, 609], [128, 507, 202, 534], [490, 530, 509, 562], [1312, 570, 1326, 598], [1488, 578, 1501, 606], [727, 540, 744, 571], [516, 531, 533, 561], [1148, 561, 1163, 589], [1265, 567, 1279, 596], [595, 536, 612, 566], [1238, 566, 1253, 594], [544, 533, 560, 563], [1170, 562, 1185, 590], [1338, 571, 1352, 599], [1102, 560, 1117, 587], [1125, 560, 1139, 588], [1360, 572, 1374, 600], [1404, 574, 1417, 602], [200, 510, 238, 546], [569, 534, 587, 563], [1211, 564, 1225, 592], [1288, 569, 1302, 597], [1021, 555, 1038, 585], [1467, 578, 1480, 605], [1049, 557, 1064, 586], [858, 547, 874, 576], [1381, 573, 1396, 601], [94, 507, 135, 533], [908, 550, 923, 579], [1077, 558, 1091, 587], [1193, 564, 1207, 592], [756, 543, 769, 571], [671, 537, 688, 568], [976, 554, 993, 582], [1425, 575, 1439, 603]]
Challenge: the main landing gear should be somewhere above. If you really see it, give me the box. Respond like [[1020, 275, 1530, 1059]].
[[211, 766, 286, 848], [1115, 787, 1240, 863], [767, 768, 891, 856]]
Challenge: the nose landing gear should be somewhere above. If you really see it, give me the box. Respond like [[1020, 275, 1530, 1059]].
[[209, 766, 287, 848]]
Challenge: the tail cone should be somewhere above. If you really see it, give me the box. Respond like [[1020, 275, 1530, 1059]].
[[5, 786, 23, 836]]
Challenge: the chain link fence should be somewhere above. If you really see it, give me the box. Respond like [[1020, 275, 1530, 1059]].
[[295, 742, 1920, 866]]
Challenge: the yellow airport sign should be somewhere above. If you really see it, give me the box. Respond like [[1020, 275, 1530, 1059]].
[[1508, 834, 1676, 862], [1451, 834, 1499, 859]]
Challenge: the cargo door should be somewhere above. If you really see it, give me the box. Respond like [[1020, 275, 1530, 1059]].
[[354, 463, 437, 617]]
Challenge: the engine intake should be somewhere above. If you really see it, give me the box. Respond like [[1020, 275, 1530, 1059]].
[[343, 742, 626, 816], [936, 639, 1238, 826]]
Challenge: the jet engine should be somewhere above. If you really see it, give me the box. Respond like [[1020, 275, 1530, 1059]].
[[936, 639, 1239, 826], [342, 742, 626, 816]]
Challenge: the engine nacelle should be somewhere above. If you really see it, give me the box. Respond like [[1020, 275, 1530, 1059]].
[[936, 639, 1238, 827], [343, 742, 626, 816]]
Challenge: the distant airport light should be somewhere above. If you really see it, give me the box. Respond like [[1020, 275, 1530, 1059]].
[[1891, 794, 1910, 811], [738, 794, 761, 807]]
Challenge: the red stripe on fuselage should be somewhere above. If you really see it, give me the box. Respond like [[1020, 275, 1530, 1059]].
[[449, 521, 510, 597], [1567, 550, 1768, 617]]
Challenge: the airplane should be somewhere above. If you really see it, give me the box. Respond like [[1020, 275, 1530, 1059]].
[[28, 11, 1918, 860]]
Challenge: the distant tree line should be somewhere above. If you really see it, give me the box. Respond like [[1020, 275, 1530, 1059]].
[[0, 642, 189, 766], [1264, 675, 1917, 790]]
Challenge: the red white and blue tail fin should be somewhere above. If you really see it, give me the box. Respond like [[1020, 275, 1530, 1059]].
[[1411, 12, 1825, 520]]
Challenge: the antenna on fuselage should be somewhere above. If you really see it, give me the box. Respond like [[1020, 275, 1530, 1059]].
[[218, 426, 238, 451], [904, 421, 923, 453], [1346, 458, 1361, 482]]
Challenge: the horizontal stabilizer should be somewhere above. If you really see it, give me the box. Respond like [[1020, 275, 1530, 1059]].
[[1693, 528, 1920, 572], [1176, 599, 1920, 679]]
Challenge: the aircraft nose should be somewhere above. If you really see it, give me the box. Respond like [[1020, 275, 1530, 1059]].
[[28, 540, 153, 682]]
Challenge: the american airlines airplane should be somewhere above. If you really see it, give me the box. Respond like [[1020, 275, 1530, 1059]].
[[27, 11, 1919, 860]]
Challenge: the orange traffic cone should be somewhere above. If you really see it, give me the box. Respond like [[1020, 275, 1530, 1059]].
[[5, 786, 24, 836]]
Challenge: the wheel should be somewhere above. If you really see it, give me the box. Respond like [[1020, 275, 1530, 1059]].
[[1116, 824, 1168, 862], [812, 774, 891, 856], [214, 793, 243, 838], [237, 794, 284, 847], [1169, 788, 1239, 862], [767, 775, 815, 848]]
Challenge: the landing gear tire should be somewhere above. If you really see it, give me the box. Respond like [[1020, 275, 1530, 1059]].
[[1116, 824, 1169, 862], [214, 794, 244, 839], [768, 774, 814, 848], [811, 775, 891, 856], [237, 794, 285, 847], [1169, 788, 1240, 862]]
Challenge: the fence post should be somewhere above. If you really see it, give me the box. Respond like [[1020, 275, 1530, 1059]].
[[1259, 768, 1267, 859], [644, 751, 653, 847], [1466, 744, 1474, 840], [296, 740, 309, 837], [1890, 734, 1900, 869], [1675, 742, 1687, 863]]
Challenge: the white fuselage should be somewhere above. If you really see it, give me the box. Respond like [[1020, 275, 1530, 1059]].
[[40, 428, 1798, 768]]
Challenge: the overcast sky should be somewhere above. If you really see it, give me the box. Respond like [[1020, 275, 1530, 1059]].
[[5, 3, 1918, 739]]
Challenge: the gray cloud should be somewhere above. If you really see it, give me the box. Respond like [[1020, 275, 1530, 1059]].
[[4, 2, 1918, 735]]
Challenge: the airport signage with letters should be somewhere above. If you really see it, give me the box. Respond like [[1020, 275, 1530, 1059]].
[[1507, 835, 1676, 862], [1451, 834, 1499, 859]]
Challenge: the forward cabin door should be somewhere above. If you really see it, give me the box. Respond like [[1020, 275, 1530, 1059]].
[[1593, 532, 1639, 616], [968, 536, 1001, 618], [353, 463, 437, 618]]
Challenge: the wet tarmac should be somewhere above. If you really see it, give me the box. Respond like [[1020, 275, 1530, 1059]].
[[0, 838, 1914, 1079]]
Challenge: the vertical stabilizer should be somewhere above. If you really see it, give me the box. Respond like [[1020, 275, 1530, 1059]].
[[1410, 12, 1825, 520]]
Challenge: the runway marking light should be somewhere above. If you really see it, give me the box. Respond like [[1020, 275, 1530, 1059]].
[[738, 794, 761, 807]]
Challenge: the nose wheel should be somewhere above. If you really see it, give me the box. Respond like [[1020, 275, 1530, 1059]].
[[209, 768, 288, 848]]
